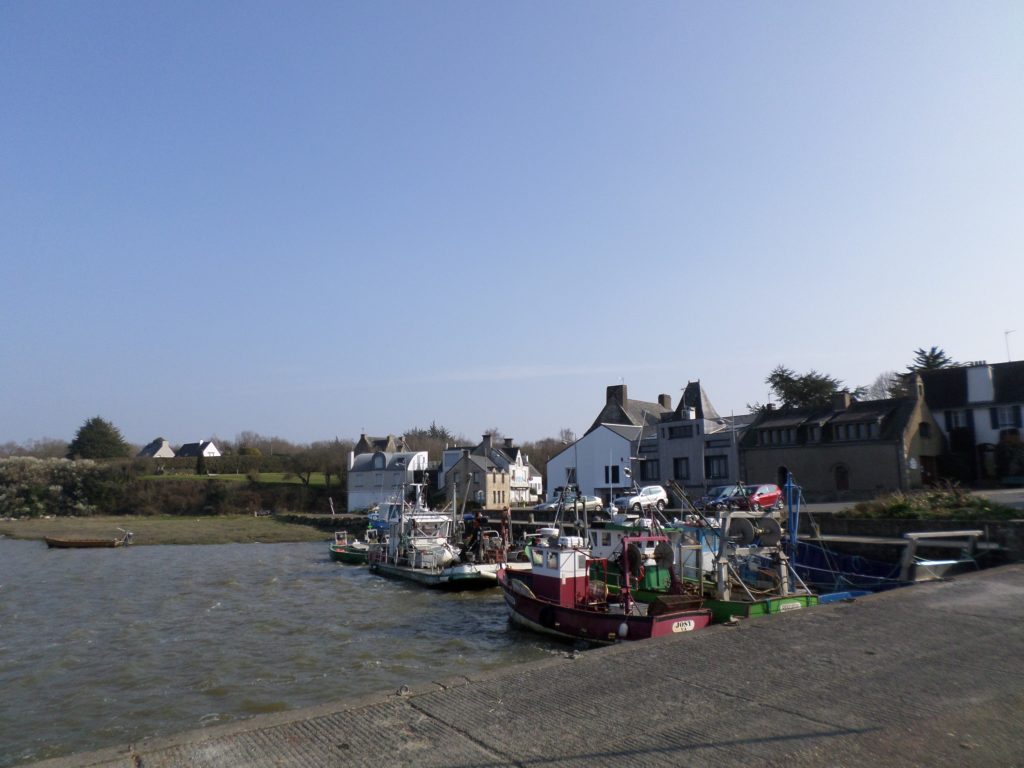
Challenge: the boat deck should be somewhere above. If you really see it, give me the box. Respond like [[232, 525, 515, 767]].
[[29, 563, 1024, 767]]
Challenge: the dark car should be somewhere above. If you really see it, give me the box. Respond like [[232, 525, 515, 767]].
[[731, 483, 784, 512], [694, 484, 745, 512]]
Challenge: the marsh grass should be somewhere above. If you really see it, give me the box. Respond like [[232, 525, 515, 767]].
[[0, 514, 330, 545]]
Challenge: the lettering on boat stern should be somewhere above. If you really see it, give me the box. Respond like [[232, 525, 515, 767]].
[[672, 620, 696, 633], [779, 601, 803, 612]]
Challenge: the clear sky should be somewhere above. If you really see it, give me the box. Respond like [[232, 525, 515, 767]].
[[2, 2, 1022, 447]]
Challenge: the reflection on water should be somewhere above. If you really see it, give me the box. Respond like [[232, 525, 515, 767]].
[[0, 538, 561, 766]]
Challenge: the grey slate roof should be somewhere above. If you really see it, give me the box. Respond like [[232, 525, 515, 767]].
[[919, 361, 1024, 409], [918, 367, 968, 410], [176, 441, 216, 457], [586, 389, 670, 434], [600, 423, 644, 442], [994, 361, 1024, 402], [676, 381, 721, 420], [742, 396, 918, 447], [137, 438, 174, 458], [349, 451, 422, 472]]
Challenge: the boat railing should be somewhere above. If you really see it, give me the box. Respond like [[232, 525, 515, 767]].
[[796, 529, 984, 583], [899, 530, 983, 581]]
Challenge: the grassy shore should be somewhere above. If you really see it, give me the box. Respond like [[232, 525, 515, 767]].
[[0, 515, 331, 546]]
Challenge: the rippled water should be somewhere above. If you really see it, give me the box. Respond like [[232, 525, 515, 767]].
[[0, 538, 562, 766]]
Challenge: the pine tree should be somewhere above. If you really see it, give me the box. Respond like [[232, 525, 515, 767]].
[[67, 416, 130, 459], [908, 347, 956, 371]]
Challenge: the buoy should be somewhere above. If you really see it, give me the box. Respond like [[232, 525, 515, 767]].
[[618, 622, 629, 638]]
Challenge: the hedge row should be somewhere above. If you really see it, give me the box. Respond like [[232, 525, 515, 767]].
[[0, 457, 346, 517]]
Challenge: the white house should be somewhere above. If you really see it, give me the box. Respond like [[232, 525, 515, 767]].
[[546, 424, 641, 505], [920, 360, 1024, 482], [346, 450, 429, 512], [176, 440, 221, 458], [137, 438, 175, 459]]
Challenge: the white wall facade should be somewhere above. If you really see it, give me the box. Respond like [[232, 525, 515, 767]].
[[346, 451, 429, 511], [546, 426, 638, 504]]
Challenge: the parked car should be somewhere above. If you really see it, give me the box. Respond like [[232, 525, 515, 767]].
[[612, 485, 669, 513], [533, 491, 604, 513], [694, 484, 745, 512], [731, 483, 784, 512]]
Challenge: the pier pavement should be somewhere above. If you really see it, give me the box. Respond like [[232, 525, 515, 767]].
[[31, 564, 1024, 768]]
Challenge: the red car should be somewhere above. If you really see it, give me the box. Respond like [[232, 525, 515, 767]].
[[731, 484, 784, 512]]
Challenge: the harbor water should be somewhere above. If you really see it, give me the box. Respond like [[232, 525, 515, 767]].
[[0, 538, 562, 767]]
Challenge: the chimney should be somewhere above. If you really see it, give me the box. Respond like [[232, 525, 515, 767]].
[[832, 392, 852, 411], [658, 394, 672, 409], [607, 384, 627, 406], [504, 438, 514, 449]]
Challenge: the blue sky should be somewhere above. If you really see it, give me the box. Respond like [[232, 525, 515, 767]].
[[2, 2, 1021, 446]]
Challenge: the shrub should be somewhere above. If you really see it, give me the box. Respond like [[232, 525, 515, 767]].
[[845, 484, 1018, 521]]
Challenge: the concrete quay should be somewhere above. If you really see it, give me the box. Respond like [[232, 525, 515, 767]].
[[32, 564, 1024, 768]]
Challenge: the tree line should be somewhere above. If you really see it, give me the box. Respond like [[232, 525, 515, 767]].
[[2, 345, 961, 484]]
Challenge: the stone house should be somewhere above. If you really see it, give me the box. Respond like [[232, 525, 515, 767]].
[[655, 381, 752, 495], [440, 435, 542, 505], [445, 451, 510, 511], [739, 379, 943, 501]]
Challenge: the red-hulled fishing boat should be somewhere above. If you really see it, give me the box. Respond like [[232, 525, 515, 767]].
[[497, 529, 711, 645]]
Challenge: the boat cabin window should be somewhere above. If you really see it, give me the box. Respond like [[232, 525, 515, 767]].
[[577, 553, 587, 570], [530, 547, 543, 566], [546, 551, 559, 569], [601, 532, 611, 546]]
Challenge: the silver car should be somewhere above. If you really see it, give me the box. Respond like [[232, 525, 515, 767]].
[[533, 493, 604, 513]]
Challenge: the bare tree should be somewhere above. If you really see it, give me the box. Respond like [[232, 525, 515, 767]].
[[863, 371, 903, 399]]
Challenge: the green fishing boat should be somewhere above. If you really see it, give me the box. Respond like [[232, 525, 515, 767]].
[[588, 512, 817, 623], [329, 529, 382, 565]]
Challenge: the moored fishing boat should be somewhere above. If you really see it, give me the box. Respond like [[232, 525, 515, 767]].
[[588, 510, 818, 623], [498, 529, 711, 645], [367, 484, 526, 590], [329, 528, 384, 565]]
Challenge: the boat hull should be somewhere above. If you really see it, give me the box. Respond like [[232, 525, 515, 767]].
[[329, 544, 368, 565], [370, 560, 529, 590], [598, 564, 819, 624], [704, 594, 819, 622], [498, 569, 711, 645], [44, 537, 127, 549]]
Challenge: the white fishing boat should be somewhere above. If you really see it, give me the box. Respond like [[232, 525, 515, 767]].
[[367, 484, 525, 590]]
